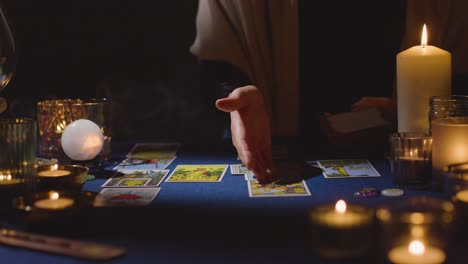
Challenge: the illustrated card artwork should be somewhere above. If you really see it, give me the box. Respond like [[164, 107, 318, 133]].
[[102, 169, 170, 188], [247, 180, 311, 198], [94, 188, 161, 207], [127, 142, 180, 160], [316, 159, 381, 178], [113, 157, 176, 171], [230, 164, 250, 175], [165, 164, 228, 182], [244, 171, 256, 181]]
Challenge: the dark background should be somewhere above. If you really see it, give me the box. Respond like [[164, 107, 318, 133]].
[[0, 0, 410, 143], [0, 0, 223, 142]]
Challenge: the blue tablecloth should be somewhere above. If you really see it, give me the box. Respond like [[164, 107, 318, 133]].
[[0, 140, 459, 264]]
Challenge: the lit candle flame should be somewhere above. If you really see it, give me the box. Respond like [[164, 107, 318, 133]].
[[335, 199, 347, 214], [408, 240, 425, 256], [52, 164, 58, 171], [0, 174, 12, 181], [50, 191, 59, 200], [421, 24, 428, 48]]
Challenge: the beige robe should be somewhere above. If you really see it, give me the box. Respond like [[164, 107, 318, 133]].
[[190, 0, 300, 137]]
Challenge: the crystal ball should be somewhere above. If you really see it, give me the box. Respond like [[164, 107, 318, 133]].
[[61, 119, 104, 161]]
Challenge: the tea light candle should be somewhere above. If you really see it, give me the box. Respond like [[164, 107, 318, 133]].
[[37, 164, 71, 177], [0, 173, 21, 185], [309, 200, 374, 259], [388, 240, 446, 264], [315, 200, 370, 228], [34, 191, 74, 210], [397, 24, 451, 133]]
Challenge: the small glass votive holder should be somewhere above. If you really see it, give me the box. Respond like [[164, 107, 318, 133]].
[[69, 98, 112, 163], [308, 199, 375, 260], [377, 196, 454, 264], [37, 98, 112, 164], [0, 118, 37, 212], [12, 190, 97, 229], [389, 132, 433, 190], [36, 164, 89, 194], [429, 95, 468, 133], [444, 162, 468, 240]]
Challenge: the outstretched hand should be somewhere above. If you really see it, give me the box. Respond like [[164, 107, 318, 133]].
[[215, 85, 274, 183]]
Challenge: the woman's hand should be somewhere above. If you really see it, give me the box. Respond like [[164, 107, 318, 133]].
[[215, 85, 274, 183]]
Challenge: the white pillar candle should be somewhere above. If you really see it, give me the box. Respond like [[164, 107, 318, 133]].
[[432, 117, 468, 178], [397, 24, 451, 133]]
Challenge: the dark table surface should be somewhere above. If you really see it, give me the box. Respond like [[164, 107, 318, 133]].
[[1, 140, 464, 264]]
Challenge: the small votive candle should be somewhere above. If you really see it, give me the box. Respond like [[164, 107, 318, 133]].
[[377, 196, 453, 264], [37, 164, 71, 177], [34, 191, 74, 210], [308, 199, 374, 259], [389, 133, 432, 190], [388, 239, 446, 264]]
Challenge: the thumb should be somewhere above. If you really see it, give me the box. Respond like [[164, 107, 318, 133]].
[[215, 95, 244, 112]]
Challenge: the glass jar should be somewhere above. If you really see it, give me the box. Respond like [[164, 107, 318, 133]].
[[429, 95, 468, 133]]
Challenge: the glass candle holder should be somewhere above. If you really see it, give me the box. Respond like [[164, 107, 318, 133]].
[[36, 164, 89, 194], [12, 190, 97, 228], [432, 117, 468, 191], [444, 162, 468, 242], [429, 95, 468, 133], [308, 199, 375, 259], [0, 118, 37, 212], [389, 132, 433, 190], [69, 98, 112, 162], [377, 196, 454, 264], [37, 98, 112, 164]]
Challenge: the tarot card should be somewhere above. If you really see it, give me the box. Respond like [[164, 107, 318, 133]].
[[94, 188, 161, 207], [102, 169, 170, 188], [230, 164, 250, 175], [327, 108, 390, 133], [244, 171, 257, 181], [247, 180, 311, 198], [113, 157, 176, 171], [127, 142, 180, 160], [317, 159, 381, 178], [165, 164, 228, 182]]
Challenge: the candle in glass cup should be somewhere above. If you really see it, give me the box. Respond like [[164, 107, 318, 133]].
[[432, 117, 468, 190], [389, 133, 432, 189], [388, 240, 446, 264], [308, 200, 374, 259], [37, 164, 71, 177], [34, 191, 74, 210]]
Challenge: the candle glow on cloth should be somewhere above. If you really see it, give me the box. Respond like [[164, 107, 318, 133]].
[[388, 240, 446, 264], [34, 191, 74, 210], [397, 24, 451, 133], [37, 164, 71, 177]]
